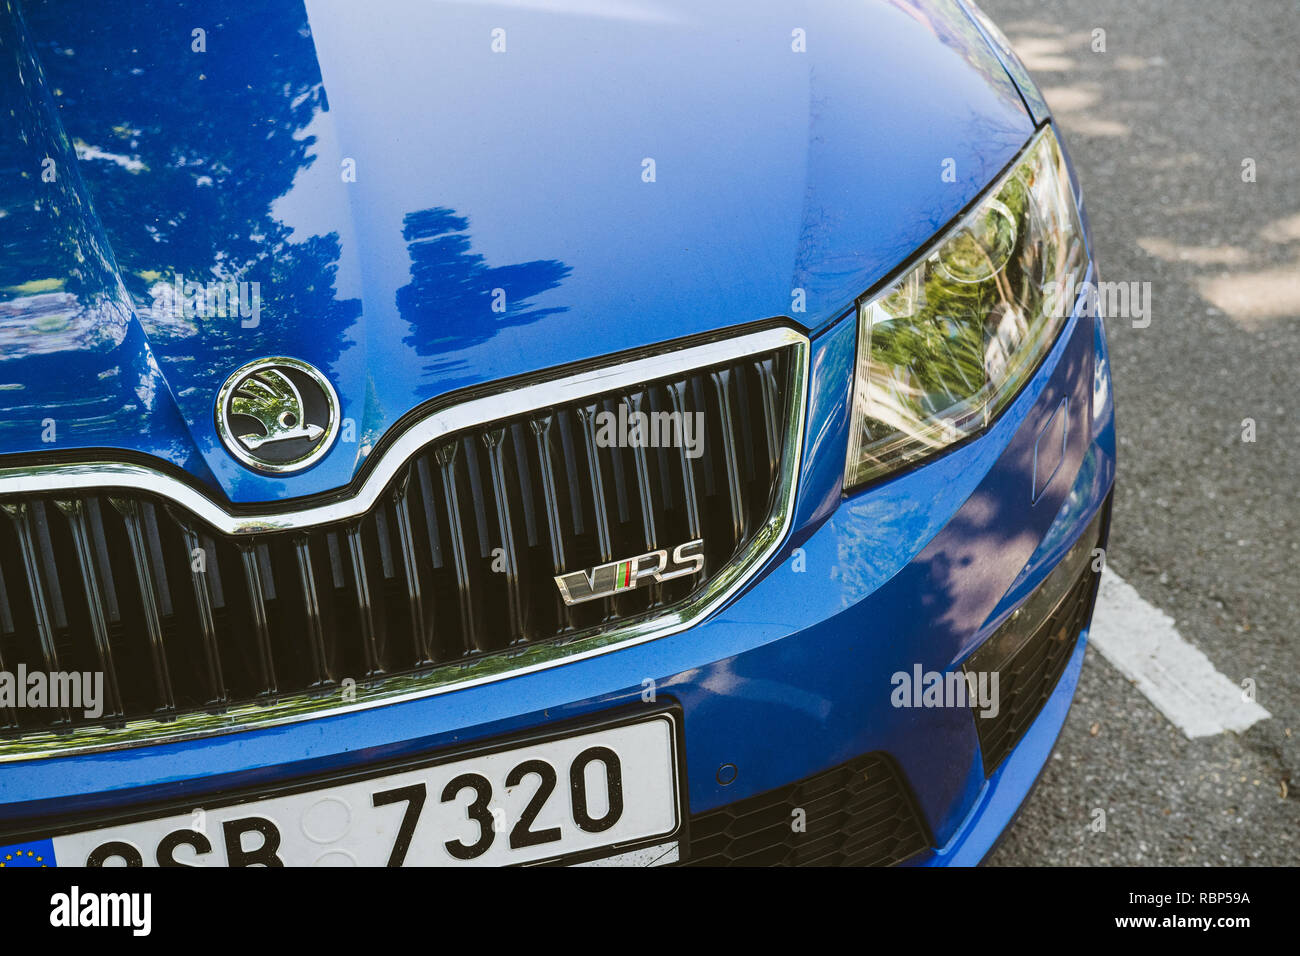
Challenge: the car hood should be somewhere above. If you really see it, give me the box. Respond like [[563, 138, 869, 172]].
[[0, 0, 1032, 503]]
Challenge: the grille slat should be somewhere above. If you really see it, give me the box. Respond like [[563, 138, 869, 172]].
[[577, 404, 615, 561], [461, 437, 492, 561], [391, 471, 434, 665], [603, 400, 633, 527], [175, 518, 228, 704], [2, 503, 65, 690], [84, 497, 121, 623], [482, 428, 526, 643], [139, 503, 174, 617], [109, 497, 176, 712], [0, 559, 14, 636], [53, 498, 123, 718], [530, 415, 567, 573], [414, 458, 444, 570], [667, 381, 703, 544], [756, 358, 781, 483], [237, 541, 278, 694], [734, 365, 757, 483], [709, 368, 747, 547], [0, 560, 17, 728], [29, 502, 68, 632], [510, 423, 539, 550], [627, 389, 662, 607], [292, 536, 331, 687], [344, 525, 383, 676], [556, 411, 585, 538], [530, 414, 574, 632], [0, 341, 798, 740], [576, 403, 618, 622], [435, 441, 481, 655], [647, 386, 675, 512], [627, 390, 659, 552]]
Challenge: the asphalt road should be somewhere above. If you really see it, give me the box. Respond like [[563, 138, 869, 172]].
[[977, 0, 1299, 865]]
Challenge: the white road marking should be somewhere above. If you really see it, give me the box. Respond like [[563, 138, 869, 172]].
[[1088, 571, 1270, 738]]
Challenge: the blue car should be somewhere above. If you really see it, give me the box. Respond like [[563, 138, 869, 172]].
[[0, 0, 1113, 867]]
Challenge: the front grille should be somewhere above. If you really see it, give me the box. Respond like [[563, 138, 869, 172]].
[[0, 341, 800, 743], [965, 555, 1100, 775], [684, 753, 932, 866]]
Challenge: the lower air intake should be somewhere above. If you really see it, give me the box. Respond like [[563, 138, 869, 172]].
[[964, 505, 1107, 776], [684, 752, 932, 867]]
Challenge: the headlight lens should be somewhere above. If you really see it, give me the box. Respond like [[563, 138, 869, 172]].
[[844, 127, 1085, 489]]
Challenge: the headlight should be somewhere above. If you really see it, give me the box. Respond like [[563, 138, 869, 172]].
[[844, 126, 1085, 489]]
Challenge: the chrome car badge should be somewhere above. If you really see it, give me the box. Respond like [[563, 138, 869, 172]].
[[554, 539, 705, 605], [215, 357, 340, 474]]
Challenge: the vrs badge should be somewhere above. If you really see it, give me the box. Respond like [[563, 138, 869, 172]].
[[554, 539, 705, 605], [215, 357, 340, 474]]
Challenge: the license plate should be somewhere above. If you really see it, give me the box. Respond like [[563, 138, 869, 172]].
[[21, 712, 683, 867]]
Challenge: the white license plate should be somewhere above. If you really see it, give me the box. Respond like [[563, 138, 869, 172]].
[[45, 714, 682, 867]]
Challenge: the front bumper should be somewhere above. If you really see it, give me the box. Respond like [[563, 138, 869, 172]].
[[0, 212, 1115, 870]]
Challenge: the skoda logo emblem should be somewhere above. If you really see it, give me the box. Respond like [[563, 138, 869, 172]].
[[216, 357, 340, 474]]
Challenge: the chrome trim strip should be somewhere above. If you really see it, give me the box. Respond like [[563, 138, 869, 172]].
[[0, 326, 809, 761]]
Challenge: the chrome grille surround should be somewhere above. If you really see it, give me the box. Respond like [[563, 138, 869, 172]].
[[0, 326, 808, 760]]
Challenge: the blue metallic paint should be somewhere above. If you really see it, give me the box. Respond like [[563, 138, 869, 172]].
[[0, 0, 1114, 864]]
